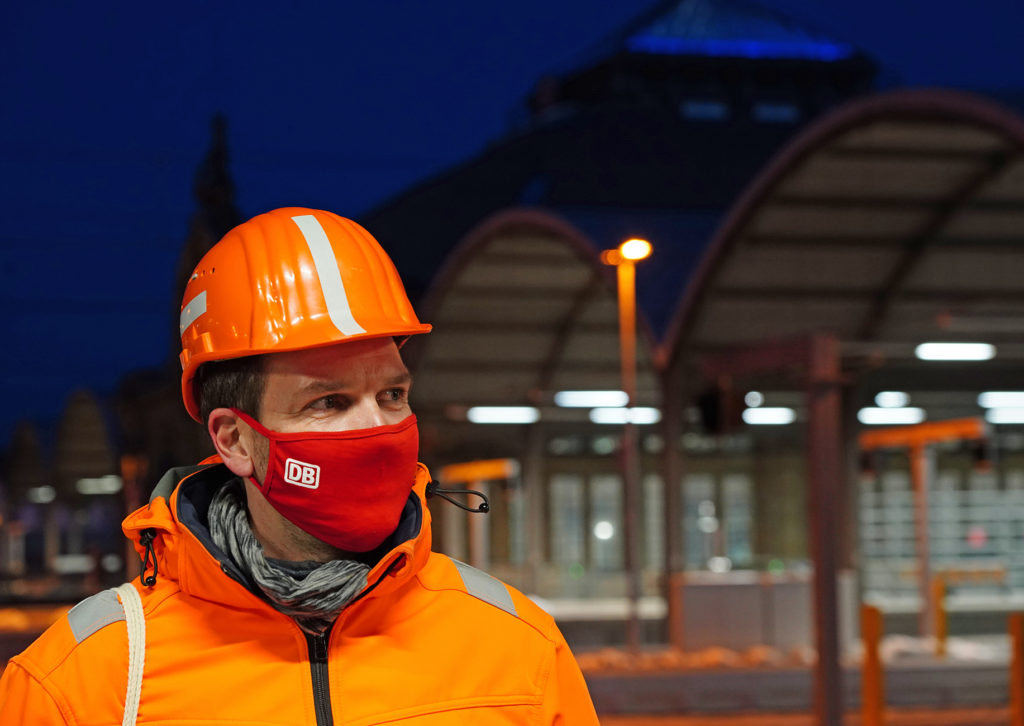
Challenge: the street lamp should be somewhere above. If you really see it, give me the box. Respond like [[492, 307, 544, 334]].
[[601, 237, 652, 653]]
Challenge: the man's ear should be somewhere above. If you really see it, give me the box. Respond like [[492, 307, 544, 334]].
[[208, 407, 256, 478]]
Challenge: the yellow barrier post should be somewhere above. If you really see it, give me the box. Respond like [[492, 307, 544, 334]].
[[1011, 613, 1023, 726], [861, 604, 885, 726], [933, 574, 947, 658]]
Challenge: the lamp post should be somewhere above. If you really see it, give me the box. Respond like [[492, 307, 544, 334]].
[[601, 238, 652, 653]]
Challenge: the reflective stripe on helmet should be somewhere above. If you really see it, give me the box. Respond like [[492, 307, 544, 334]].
[[179, 290, 207, 336], [291, 214, 367, 336]]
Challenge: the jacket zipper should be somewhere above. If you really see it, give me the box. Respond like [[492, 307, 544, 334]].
[[300, 557, 402, 726], [306, 626, 334, 726]]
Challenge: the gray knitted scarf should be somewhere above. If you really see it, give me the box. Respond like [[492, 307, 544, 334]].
[[208, 481, 371, 634]]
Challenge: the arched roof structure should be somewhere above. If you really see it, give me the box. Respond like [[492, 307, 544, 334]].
[[408, 208, 660, 458], [663, 89, 1024, 389]]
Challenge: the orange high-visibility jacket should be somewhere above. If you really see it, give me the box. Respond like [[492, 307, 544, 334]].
[[0, 462, 599, 725]]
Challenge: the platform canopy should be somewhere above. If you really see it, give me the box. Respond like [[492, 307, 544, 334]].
[[663, 89, 1024, 401], [407, 209, 661, 457]]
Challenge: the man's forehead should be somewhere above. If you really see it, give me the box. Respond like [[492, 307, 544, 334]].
[[263, 338, 408, 378]]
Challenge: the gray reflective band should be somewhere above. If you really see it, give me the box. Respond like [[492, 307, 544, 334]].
[[67, 589, 125, 644], [291, 214, 367, 336], [179, 290, 207, 336], [451, 558, 517, 618]]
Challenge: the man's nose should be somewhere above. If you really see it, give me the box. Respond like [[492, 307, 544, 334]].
[[348, 398, 389, 430]]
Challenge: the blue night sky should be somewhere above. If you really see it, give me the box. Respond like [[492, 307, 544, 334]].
[[2, 0, 1023, 448]]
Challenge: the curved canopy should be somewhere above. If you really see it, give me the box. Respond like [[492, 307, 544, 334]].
[[409, 209, 660, 455], [664, 89, 1024, 381]]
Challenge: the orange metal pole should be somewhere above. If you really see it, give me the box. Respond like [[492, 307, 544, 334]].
[[617, 261, 637, 402], [616, 259, 642, 653], [440, 458, 518, 484], [861, 604, 885, 726], [1011, 613, 1024, 726], [933, 574, 947, 658], [858, 417, 986, 451]]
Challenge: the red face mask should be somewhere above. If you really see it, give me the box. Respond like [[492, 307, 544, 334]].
[[231, 409, 419, 553]]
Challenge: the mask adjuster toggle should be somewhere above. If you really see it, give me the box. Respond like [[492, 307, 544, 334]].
[[425, 481, 490, 514]]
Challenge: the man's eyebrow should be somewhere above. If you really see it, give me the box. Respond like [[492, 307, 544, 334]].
[[298, 371, 412, 394], [386, 371, 413, 386]]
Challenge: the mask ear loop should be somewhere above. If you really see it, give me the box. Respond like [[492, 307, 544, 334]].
[[425, 481, 490, 513]]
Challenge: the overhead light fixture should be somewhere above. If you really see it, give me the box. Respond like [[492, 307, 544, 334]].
[[915, 342, 996, 361], [76, 475, 123, 496], [978, 392, 1024, 409], [984, 408, 1024, 425], [601, 237, 653, 265], [875, 391, 910, 408], [858, 407, 926, 425], [589, 407, 661, 425], [744, 391, 764, 408], [619, 238, 652, 261], [742, 407, 795, 425], [466, 406, 540, 424], [26, 485, 57, 504], [554, 390, 629, 408]]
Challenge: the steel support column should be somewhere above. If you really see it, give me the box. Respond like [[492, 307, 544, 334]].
[[661, 367, 685, 648], [698, 333, 845, 726], [806, 335, 844, 726]]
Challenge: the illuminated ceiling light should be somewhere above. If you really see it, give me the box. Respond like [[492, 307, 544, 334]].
[[875, 391, 910, 408], [978, 392, 1024, 409], [915, 342, 996, 361], [589, 407, 662, 425], [744, 391, 764, 408], [619, 238, 652, 261], [742, 407, 795, 425], [76, 475, 123, 496], [466, 406, 540, 424], [858, 407, 926, 425], [593, 521, 615, 540], [26, 485, 56, 504], [554, 390, 628, 408], [985, 408, 1024, 425]]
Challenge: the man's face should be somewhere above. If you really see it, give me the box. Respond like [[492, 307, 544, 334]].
[[257, 336, 412, 434], [232, 336, 413, 561]]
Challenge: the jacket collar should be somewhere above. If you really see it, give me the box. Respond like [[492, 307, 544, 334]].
[[122, 460, 434, 612]]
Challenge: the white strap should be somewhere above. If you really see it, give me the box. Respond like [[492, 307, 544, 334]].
[[113, 583, 146, 726]]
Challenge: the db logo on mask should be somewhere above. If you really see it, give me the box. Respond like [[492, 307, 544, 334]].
[[284, 458, 320, 488]]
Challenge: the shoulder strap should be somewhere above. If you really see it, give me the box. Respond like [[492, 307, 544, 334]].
[[113, 583, 146, 726]]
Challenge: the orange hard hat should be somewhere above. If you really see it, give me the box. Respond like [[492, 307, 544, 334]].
[[179, 207, 431, 421]]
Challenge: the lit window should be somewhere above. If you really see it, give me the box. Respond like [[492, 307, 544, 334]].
[[680, 99, 729, 121], [753, 102, 800, 124]]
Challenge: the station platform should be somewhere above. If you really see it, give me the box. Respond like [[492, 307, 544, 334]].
[[582, 635, 1014, 717]]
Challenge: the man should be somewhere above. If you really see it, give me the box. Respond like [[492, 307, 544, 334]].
[[0, 208, 599, 724]]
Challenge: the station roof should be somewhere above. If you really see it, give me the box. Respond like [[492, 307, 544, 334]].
[[664, 89, 1024, 392], [407, 88, 1024, 445], [623, 0, 855, 62], [363, 101, 795, 316]]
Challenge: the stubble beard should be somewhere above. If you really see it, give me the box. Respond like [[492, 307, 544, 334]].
[[248, 436, 349, 563]]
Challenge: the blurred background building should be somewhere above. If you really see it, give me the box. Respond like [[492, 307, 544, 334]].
[[4, 0, 1024, 663]]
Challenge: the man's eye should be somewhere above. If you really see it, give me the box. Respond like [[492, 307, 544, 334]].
[[380, 388, 408, 404], [311, 394, 346, 410]]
